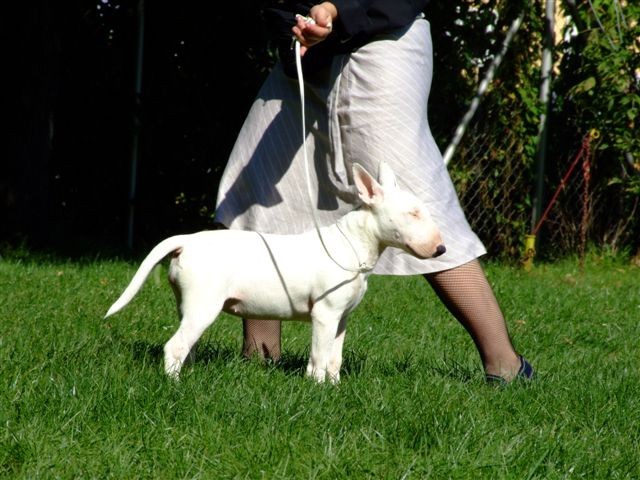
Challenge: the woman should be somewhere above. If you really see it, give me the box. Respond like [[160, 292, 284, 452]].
[[215, 1, 534, 383]]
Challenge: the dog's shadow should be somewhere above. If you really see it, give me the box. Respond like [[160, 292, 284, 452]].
[[128, 340, 239, 367], [127, 340, 368, 378]]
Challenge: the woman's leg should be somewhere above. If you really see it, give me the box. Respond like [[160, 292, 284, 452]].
[[424, 259, 523, 381], [242, 319, 281, 361]]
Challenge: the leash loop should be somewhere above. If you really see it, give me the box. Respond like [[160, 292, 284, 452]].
[[294, 37, 372, 274]]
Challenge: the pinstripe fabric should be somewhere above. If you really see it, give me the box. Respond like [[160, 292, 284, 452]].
[[215, 18, 486, 275]]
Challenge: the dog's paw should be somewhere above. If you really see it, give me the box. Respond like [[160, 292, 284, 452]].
[[327, 372, 340, 385]]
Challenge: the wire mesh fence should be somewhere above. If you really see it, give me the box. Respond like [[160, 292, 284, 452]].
[[447, 105, 532, 261], [445, 96, 625, 264], [532, 133, 593, 262], [448, 112, 635, 263], [440, 0, 640, 264]]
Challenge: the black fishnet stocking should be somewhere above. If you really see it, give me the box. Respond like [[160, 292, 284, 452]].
[[424, 259, 521, 379], [242, 319, 281, 362]]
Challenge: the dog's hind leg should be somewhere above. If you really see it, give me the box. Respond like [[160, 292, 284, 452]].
[[163, 294, 222, 379]]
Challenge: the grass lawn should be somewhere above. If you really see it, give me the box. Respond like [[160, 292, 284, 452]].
[[1, 253, 638, 478]]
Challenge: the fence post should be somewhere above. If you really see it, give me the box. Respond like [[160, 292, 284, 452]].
[[128, 0, 145, 250], [530, 0, 555, 257]]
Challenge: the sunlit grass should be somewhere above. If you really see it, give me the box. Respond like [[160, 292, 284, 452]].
[[1, 255, 638, 478]]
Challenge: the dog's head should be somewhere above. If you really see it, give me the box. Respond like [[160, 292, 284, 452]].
[[353, 162, 445, 259]]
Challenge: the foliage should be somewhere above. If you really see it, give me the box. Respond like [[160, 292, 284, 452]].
[[552, 0, 640, 251], [427, 0, 543, 154], [426, 1, 544, 258], [427, 0, 639, 257], [6, 1, 639, 257]]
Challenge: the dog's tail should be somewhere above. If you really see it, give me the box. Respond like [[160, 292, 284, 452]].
[[104, 235, 186, 318]]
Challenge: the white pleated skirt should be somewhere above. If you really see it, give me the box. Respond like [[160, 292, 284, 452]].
[[215, 18, 486, 275]]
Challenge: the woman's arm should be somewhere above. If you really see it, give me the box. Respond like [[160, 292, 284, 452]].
[[292, 2, 338, 56]]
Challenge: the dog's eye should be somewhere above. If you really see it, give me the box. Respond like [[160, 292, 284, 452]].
[[408, 209, 421, 219]]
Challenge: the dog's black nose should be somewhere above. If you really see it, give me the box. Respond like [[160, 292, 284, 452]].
[[434, 244, 446, 257]]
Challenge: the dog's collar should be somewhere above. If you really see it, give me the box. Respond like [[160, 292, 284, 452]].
[[334, 219, 375, 274]]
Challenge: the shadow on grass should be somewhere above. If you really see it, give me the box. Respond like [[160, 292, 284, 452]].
[[127, 340, 368, 378], [374, 352, 477, 383], [127, 340, 309, 375], [127, 340, 475, 382], [128, 340, 238, 366], [128, 340, 478, 383], [426, 359, 478, 383]]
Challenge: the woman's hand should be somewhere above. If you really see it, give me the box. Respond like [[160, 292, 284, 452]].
[[292, 2, 338, 57]]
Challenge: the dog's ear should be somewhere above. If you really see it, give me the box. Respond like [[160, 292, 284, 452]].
[[377, 161, 397, 188], [353, 163, 384, 206]]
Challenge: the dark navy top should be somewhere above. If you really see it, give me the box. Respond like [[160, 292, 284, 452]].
[[331, 0, 430, 47], [266, 0, 430, 76]]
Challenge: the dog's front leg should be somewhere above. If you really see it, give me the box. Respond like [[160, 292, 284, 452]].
[[326, 315, 348, 384], [306, 307, 341, 383]]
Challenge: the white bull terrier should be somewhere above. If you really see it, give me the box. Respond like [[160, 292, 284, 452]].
[[105, 162, 445, 383]]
